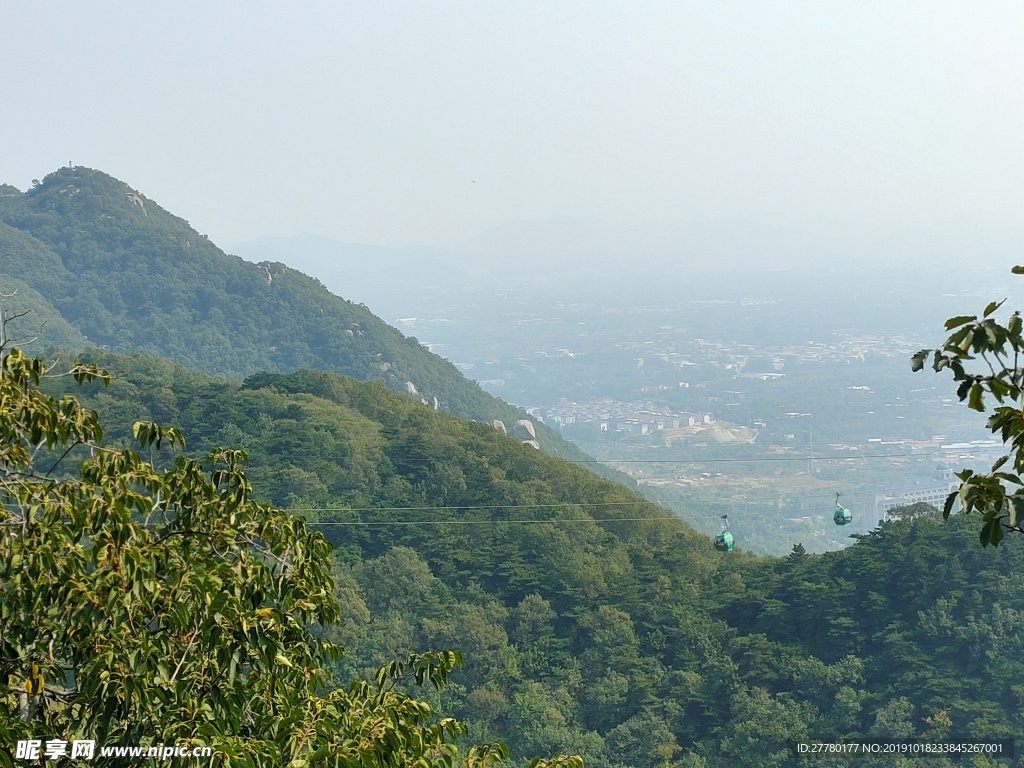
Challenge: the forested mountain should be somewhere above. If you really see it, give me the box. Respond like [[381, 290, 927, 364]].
[[6, 166, 1021, 765], [52, 351, 1024, 767], [0, 166, 580, 457]]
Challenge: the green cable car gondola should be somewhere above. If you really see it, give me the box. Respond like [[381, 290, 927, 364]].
[[714, 514, 734, 551], [833, 492, 852, 526]]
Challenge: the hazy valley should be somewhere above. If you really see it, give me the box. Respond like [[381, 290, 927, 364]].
[[2, 167, 1022, 767], [236, 232, 1023, 555]]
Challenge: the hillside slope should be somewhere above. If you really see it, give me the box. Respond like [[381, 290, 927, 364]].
[[0, 167, 581, 457], [53, 350, 1024, 767]]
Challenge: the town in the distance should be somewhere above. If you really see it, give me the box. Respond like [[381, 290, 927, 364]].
[[237, 232, 1023, 555]]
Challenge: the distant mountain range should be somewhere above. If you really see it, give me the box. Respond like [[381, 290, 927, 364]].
[[232, 216, 823, 313], [232, 214, 1024, 330]]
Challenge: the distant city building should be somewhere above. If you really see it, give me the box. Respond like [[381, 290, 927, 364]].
[[871, 465, 958, 523]]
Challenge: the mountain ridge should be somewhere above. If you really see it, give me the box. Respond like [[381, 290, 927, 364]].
[[0, 165, 585, 459]]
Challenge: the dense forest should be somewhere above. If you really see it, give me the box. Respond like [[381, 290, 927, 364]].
[[44, 350, 1024, 767], [3, 166, 1022, 765]]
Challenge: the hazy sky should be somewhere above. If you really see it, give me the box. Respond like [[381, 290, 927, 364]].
[[3, 2, 1023, 250]]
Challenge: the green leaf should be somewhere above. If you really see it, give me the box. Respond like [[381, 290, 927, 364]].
[[968, 382, 985, 412], [944, 315, 977, 330], [1009, 313, 1022, 338], [990, 518, 1005, 547], [983, 299, 1004, 317], [957, 379, 972, 402], [1008, 496, 1024, 527], [942, 491, 957, 520]]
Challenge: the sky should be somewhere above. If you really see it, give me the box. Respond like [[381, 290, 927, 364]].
[[3, 2, 1024, 252]]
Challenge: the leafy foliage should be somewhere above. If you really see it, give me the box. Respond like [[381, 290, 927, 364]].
[[912, 269, 1024, 545], [44, 351, 1024, 767], [720, 509, 1024, 764], [0, 348, 582, 767]]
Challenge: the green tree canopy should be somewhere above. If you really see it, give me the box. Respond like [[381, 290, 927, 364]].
[[0, 347, 579, 768], [913, 266, 1024, 546]]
